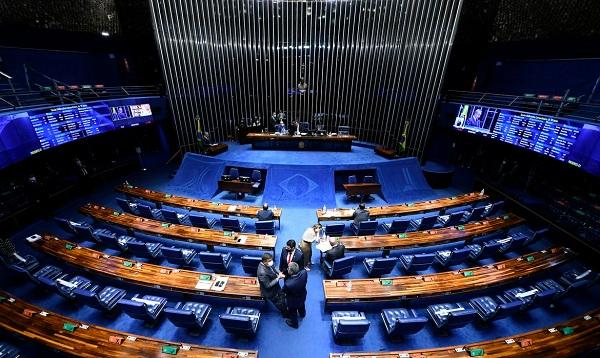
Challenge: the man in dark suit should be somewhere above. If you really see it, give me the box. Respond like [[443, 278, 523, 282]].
[[323, 237, 345, 266], [352, 203, 370, 225], [256, 203, 274, 221], [283, 262, 307, 328], [257, 252, 287, 315], [279, 240, 304, 275]]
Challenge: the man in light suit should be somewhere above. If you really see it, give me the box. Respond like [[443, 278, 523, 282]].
[[279, 240, 304, 276]]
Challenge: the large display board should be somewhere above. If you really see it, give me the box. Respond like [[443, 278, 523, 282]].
[[0, 99, 158, 170], [454, 104, 600, 177]]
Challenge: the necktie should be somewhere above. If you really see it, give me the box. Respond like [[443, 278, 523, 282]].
[[287, 252, 292, 264]]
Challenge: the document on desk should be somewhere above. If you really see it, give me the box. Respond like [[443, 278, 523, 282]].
[[316, 240, 332, 252], [211, 276, 229, 291], [195, 278, 213, 290], [228, 205, 237, 212]]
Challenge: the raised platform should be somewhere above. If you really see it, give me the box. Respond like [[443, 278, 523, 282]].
[[246, 133, 356, 151]]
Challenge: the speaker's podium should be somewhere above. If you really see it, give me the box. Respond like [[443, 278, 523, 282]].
[[198, 133, 228, 156]]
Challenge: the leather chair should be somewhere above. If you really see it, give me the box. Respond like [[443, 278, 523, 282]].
[[484, 200, 504, 217], [348, 175, 357, 184], [29, 265, 65, 284], [189, 214, 217, 229], [95, 231, 133, 251], [229, 168, 240, 180], [469, 296, 523, 321], [363, 175, 374, 183], [435, 247, 472, 267], [0, 342, 20, 358], [251, 170, 262, 192], [116, 197, 137, 214], [436, 211, 467, 227], [410, 212, 439, 231], [54, 217, 75, 234], [331, 311, 370, 340], [363, 257, 397, 277], [325, 223, 345, 237], [137, 204, 162, 220], [399, 253, 435, 272], [323, 256, 354, 278], [161, 246, 197, 266], [534, 279, 566, 298], [0, 253, 40, 274], [74, 286, 127, 311], [241, 255, 262, 275], [560, 266, 598, 289], [467, 240, 502, 260], [497, 234, 528, 253], [219, 306, 261, 335], [461, 206, 487, 223], [54, 275, 95, 299], [351, 220, 378, 236], [381, 308, 428, 336], [427, 303, 478, 329], [160, 209, 189, 225], [165, 301, 212, 333], [199, 251, 232, 272], [118, 294, 167, 324], [255, 220, 275, 235], [126, 240, 163, 259], [382, 219, 411, 234], [220, 217, 246, 232], [70, 222, 102, 243], [502, 287, 538, 309]]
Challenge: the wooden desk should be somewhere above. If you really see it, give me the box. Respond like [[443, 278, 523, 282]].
[[116, 184, 282, 226], [323, 247, 574, 304], [28, 235, 263, 301], [374, 146, 397, 159], [80, 203, 277, 252], [343, 183, 382, 197], [340, 214, 524, 252], [205, 143, 228, 156], [317, 191, 489, 222], [218, 180, 254, 194], [246, 133, 356, 151], [0, 290, 258, 357], [330, 309, 600, 358]]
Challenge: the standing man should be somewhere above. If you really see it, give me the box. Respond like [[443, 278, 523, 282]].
[[283, 262, 307, 328], [352, 203, 370, 225], [257, 253, 287, 315], [279, 240, 304, 275], [257, 203, 274, 221], [300, 223, 322, 271]]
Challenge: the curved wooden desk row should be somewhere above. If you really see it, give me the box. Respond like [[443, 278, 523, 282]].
[[80, 203, 277, 252], [117, 183, 282, 224], [323, 247, 575, 303], [330, 309, 600, 358], [340, 214, 524, 251], [317, 191, 489, 222], [28, 235, 263, 301], [0, 290, 258, 358]]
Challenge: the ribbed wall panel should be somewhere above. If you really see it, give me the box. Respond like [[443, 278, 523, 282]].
[[150, 0, 463, 158]]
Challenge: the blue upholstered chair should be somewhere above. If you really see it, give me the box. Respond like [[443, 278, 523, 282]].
[[338, 126, 350, 135], [348, 175, 357, 184], [502, 287, 538, 309], [137, 204, 162, 220], [199, 251, 232, 272], [241, 255, 262, 275], [29, 265, 64, 284], [54, 275, 95, 299], [160, 209, 189, 225], [220, 217, 246, 232], [509, 227, 549, 245], [484, 200, 504, 217], [70, 222, 102, 243], [94, 230, 133, 251], [399, 253, 435, 272], [435, 247, 472, 267], [161, 246, 197, 266], [467, 240, 503, 260], [116, 197, 137, 214], [251, 170, 262, 191], [560, 266, 598, 289], [0, 253, 40, 274], [381, 308, 428, 336], [382, 219, 411, 234], [74, 286, 127, 311], [118, 294, 168, 323], [219, 306, 261, 335], [363, 175, 374, 183], [462, 206, 487, 223], [469, 296, 523, 321], [165, 301, 212, 333], [189, 214, 216, 229], [331, 311, 370, 341], [323, 256, 354, 278], [363, 257, 397, 277], [126, 240, 162, 259], [410, 212, 439, 231], [229, 168, 239, 180], [497, 234, 528, 253], [427, 303, 478, 329], [0, 342, 20, 358], [436, 211, 467, 227], [54, 217, 75, 234], [325, 223, 345, 237], [255, 220, 275, 235], [351, 220, 378, 236]]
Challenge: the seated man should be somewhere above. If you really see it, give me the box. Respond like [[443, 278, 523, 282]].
[[352, 203, 370, 225], [257, 203, 274, 221], [323, 237, 345, 266], [198, 131, 211, 152]]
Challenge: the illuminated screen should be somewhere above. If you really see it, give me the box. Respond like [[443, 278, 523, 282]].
[[0, 98, 159, 170], [453, 104, 600, 177]]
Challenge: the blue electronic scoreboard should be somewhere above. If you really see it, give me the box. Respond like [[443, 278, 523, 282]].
[[0, 98, 163, 170], [453, 104, 600, 177]]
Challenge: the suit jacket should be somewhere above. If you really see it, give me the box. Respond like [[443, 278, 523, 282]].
[[279, 247, 304, 273], [352, 208, 370, 225], [257, 262, 282, 299], [325, 244, 345, 264], [256, 209, 274, 221], [283, 270, 307, 309]]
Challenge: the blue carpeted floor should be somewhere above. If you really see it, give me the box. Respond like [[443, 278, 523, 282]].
[[2, 145, 599, 357]]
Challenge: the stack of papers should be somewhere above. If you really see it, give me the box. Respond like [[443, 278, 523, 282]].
[[316, 240, 332, 252]]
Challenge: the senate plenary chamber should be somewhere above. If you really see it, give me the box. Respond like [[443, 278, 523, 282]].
[[0, 1, 599, 357]]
